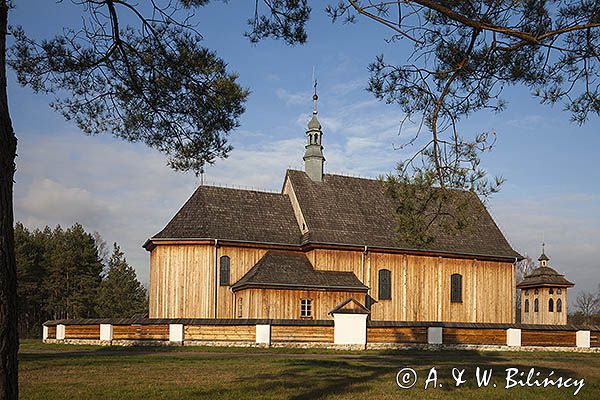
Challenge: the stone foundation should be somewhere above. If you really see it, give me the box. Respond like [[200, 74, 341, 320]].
[[42, 338, 600, 353]]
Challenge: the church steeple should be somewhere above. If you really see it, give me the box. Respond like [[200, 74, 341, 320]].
[[303, 81, 325, 182]]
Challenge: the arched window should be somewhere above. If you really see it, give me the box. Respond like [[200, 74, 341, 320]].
[[557, 298, 563, 313], [549, 298, 554, 312], [524, 299, 529, 313], [219, 256, 230, 286], [549, 288, 554, 294], [534, 288, 539, 295], [534, 298, 539, 312], [378, 269, 391, 300], [451, 274, 463, 303], [237, 297, 243, 318]]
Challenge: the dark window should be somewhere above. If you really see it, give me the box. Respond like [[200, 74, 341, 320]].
[[534, 288, 539, 295], [549, 288, 554, 294], [524, 299, 529, 313], [557, 298, 563, 313], [451, 274, 463, 303], [534, 298, 539, 312], [237, 297, 243, 318], [548, 298, 554, 312], [219, 256, 230, 286], [378, 269, 391, 300], [300, 299, 312, 318]]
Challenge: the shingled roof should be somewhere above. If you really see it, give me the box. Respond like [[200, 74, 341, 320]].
[[151, 185, 301, 245], [286, 170, 521, 260], [147, 169, 520, 260], [517, 267, 574, 289], [231, 251, 368, 291]]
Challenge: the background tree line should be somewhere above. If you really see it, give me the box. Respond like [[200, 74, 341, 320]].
[[15, 222, 147, 338]]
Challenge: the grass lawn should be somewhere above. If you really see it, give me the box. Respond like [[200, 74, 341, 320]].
[[20, 339, 600, 399]]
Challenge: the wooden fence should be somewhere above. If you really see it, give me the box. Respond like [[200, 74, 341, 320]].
[[42, 317, 600, 351]]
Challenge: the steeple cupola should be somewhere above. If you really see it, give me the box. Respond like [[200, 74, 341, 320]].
[[303, 82, 325, 182], [538, 243, 550, 267]]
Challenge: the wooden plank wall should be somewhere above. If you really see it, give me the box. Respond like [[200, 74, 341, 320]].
[[590, 331, 600, 348], [443, 328, 506, 345], [238, 288, 365, 320], [46, 326, 56, 339], [185, 325, 255, 342], [150, 244, 514, 323], [366, 252, 513, 323], [271, 325, 333, 343], [216, 246, 268, 318], [112, 325, 169, 340], [367, 327, 427, 343], [64, 325, 100, 339], [520, 288, 568, 325], [521, 330, 576, 347], [150, 245, 214, 318]]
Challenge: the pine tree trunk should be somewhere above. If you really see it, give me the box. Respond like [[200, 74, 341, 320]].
[[0, 1, 19, 399]]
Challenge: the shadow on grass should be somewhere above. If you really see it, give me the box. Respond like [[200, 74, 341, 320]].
[[186, 350, 583, 399], [21, 343, 593, 399]]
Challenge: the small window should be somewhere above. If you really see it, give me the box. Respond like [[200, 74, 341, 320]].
[[534, 298, 539, 313], [451, 274, 463, 303], [534, 288, 539, 295], [237, 297, 243, 318], [525, 290, 528, 296], [524, 299, 529, 313], [549, 288, 554, 294], [548, 298, 554, 312], [300, 299, 312, 318], [378, 269, 391, 300], [557, 298, 563, 313], [557, 288, 562, 295], [219, 256, 231, 286]]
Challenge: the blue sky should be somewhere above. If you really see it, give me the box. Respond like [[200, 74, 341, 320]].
[[9, 2, 600, 303]]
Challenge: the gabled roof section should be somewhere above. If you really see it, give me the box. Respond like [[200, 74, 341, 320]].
[[150, 185, 302, 245], [329, 297, 370, 315], [231, 251, 368, 291], [517, 267, 574, 289], [286, 169, 521, 260]]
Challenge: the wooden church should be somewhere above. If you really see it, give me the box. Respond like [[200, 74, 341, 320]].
[[144, 92, 523, 324]]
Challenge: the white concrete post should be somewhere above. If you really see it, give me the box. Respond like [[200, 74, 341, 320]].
[[169, 324, 184, 343], [506, 328, 521, 347], [100, 324, 113, 341], [333, 313, 368, 346], [42, 325, 49, 341], [56, 324, 66, 340], [576, 330, 590, 348], [427, 327, 443, 344], [256, 324, 271, 345]]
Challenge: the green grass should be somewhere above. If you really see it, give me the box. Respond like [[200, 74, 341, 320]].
[[20, 339, 600, 399]]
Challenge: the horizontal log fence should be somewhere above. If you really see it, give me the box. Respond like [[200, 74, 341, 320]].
[[42, 317, 600, 352]]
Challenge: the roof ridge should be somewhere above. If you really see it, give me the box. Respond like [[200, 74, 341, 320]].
[[198, 182, 281, 195]]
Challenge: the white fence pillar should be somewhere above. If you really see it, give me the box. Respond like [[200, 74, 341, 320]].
[[576, 330, 590, 348], [506, 328, 521, 347], [42, 325, 49, 341], [427, 327, 443, 344], [256, 324, 271, 346], [56, 324, 65, 340], [100, 324, 113, 341], [169, 324, 184, 343], [333, 313, 368, 346]]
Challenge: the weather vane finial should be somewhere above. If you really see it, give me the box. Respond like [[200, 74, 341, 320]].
[[312, 66, 318, 115]]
